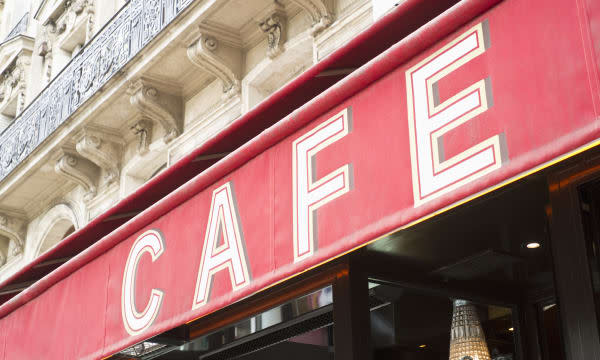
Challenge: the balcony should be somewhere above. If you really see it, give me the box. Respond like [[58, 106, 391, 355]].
[[2, 12, 29, 44], [0, 0, 196, 182]]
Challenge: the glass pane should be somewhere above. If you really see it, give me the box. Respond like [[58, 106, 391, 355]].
[[538, 302, 564, 360], [368, 282, 515, 360], [579, 183, 600, 331], [365, 177, 562, 358]]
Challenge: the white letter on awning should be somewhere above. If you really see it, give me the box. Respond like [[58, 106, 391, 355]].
[[121, 229, 165, 336], [193, 182, 251, 309], [406, 21, 506, 207], [293, 107, 352, 263]]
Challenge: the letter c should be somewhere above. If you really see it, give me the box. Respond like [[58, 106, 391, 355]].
[[121, 229, 165, 335]]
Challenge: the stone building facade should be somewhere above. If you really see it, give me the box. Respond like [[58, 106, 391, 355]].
[[0, 0, 395, 282]]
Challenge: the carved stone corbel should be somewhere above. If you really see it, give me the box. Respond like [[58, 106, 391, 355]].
[[187, 34, 241, 98], [55, 152, 97, 200], [259, 11, 286, 59], [130, 119, 153, 155], [291, 0, 333, 36], [75, 129, 120, 184], [0, 213, 26, 258]]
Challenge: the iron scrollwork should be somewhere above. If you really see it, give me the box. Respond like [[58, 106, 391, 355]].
[[0, 0, 195, 182]]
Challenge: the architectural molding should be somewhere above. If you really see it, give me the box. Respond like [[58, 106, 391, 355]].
[[259, 10, 286, 59], [34, 202, 80, 257], [128, 78, 180, 143], [0, 213, 26, 258], [75, 128, 121, 184], [187, 34, 241, 98], [54, 152, 97, 200], [291, 0, 333, 35]]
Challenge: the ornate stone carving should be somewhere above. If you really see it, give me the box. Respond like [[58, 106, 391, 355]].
[[187, 34, 241, 98], [55, 153, 97, 200], [128, 79, 179, 143], [75, 129, 121, 184], [291, 0, 332, 35], [55, 0, 94, 40], [259, 12, 286, 59], [0, 213, 26, 258], [38, 21, 56, 83], [0, 0, 198, 183], [131, 119, 153, 155], [0, 52, 31, 117]]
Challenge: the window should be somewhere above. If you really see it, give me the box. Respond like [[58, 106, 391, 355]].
[[116, 285, 334, 359]]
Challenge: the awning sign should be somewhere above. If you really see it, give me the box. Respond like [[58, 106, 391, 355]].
[[1, 0, 599, 358]]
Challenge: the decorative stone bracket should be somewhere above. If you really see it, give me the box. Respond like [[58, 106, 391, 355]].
[[0, 213, 26, 260], [187, 34, 241, 99], [259, 11, 286, 59], [291, 0, 333, 36], [128, 78, 180, 144], [75, 128, 121, 184], [55, 151, 98, 200]]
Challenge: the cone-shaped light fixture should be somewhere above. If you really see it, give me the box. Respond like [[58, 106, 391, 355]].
[[449, 300, 491, 360]]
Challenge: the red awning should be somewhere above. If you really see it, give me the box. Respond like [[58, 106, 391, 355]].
[[0, 0, 461, 305], [1, 0, 598, 357]]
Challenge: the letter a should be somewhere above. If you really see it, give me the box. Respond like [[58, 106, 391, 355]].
[[193, 182, 251, 309]]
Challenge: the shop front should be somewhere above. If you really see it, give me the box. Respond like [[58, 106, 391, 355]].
[[0, 0, 599, 358]]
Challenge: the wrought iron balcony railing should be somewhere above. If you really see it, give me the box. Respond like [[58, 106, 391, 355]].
[[3, 12, 29, 44], [0, 0, 194, 182]]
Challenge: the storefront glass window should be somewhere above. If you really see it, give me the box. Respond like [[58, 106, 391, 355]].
[[116, 285, 334, 359], [368, 282, 515, 359], [364, 177, 564, 359], [578, 182, 600, 333]]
